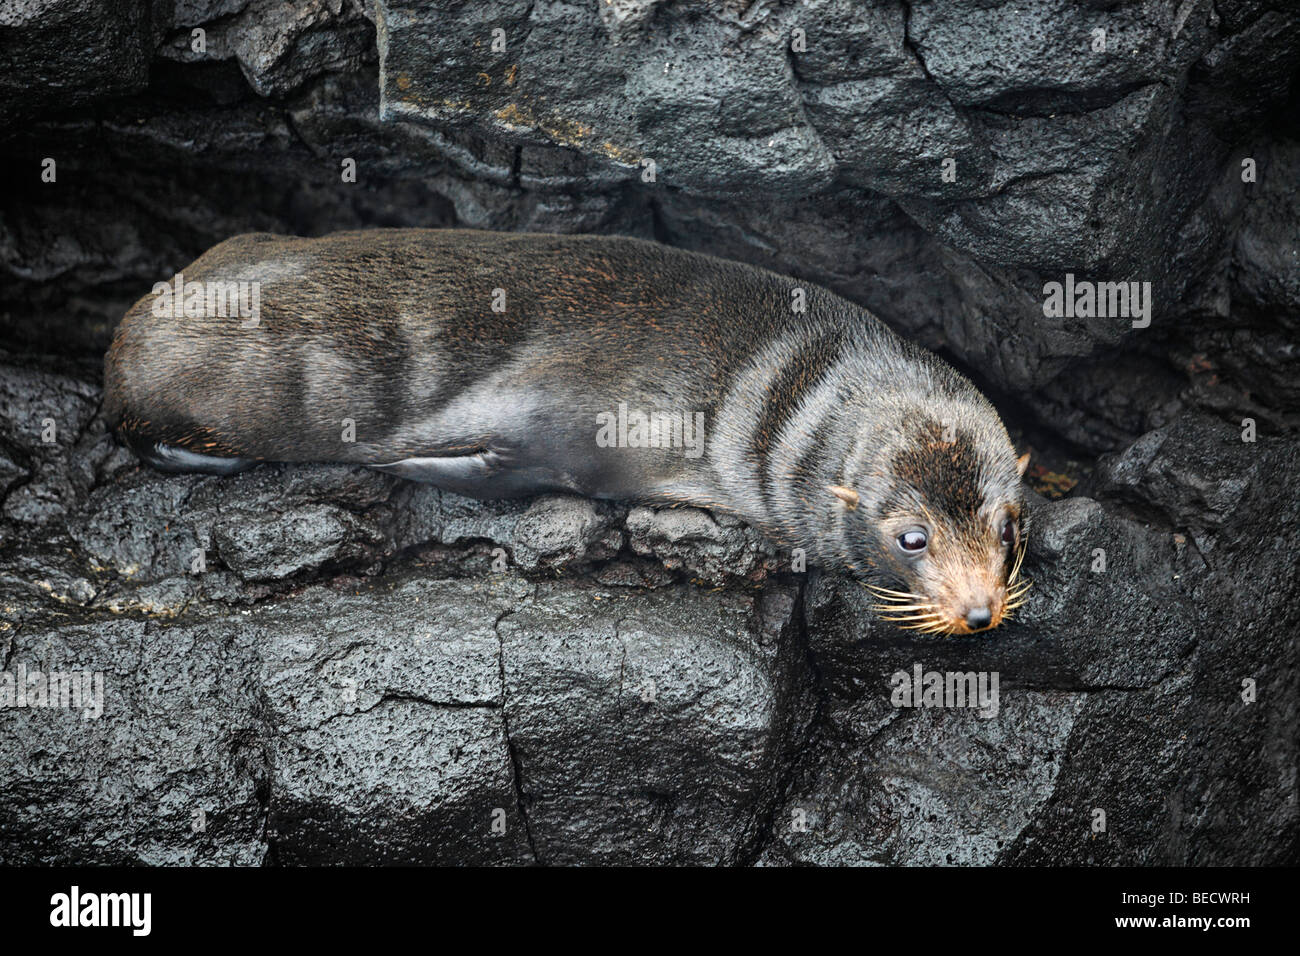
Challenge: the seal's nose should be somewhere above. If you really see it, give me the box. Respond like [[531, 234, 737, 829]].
[[965, 607, 992, 630]]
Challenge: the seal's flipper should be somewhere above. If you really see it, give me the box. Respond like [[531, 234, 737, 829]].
[[370, 451, 502, 484], [132, 439, 256, 476], [369, 448, 557, 498]]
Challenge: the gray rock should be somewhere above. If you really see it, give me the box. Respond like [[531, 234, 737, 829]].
[[0, 617, 267, 865], [500, 580, 808, 864], [1096, 414, 1259, 531], [625, 504, 781, 586], [0, 558, 810, 864], [254, 575, 533, 864], [0, 0, 152, 126], [162, 0, 378, 97], [0, 0, 1296, 867], [763, 692, 1087, 866]]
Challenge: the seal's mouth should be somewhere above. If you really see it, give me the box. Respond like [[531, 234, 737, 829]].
[[867, 542, 1031, 636]]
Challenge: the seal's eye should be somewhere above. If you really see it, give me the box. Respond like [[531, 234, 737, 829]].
[[1001, 519, 1016, 546], [897, 528, 928, 553]]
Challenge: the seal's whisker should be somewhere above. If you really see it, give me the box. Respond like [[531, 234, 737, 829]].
[[875, 606, 940, 618], [881, 614, 944, 625], [894, 610, 948, 631], [905, 619, 956, 636], [1008, 539, 1029, 586], [863, 595, 925, 608], [1004, 592, 1030, 611], [1007, 579, 1033, 601], [873, 594, 931, 607], [864, 584, 925, 600]]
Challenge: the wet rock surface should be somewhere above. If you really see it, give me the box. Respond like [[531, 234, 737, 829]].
[[1, 1, 1297, 865]]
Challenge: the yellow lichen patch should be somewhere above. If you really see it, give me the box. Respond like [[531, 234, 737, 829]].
[[493, 102, 639, 163], [494, 102, 530, 127], [103, 596, 187, 619], [506, 63, 519, 86], [547, 114, 595, 142], [390, 84, 432, 109], [396, 74, 411, 91], [494, 102, 592, 145], [600, 140, 642, 165]]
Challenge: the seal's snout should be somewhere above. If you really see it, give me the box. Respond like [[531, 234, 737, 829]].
[[948, 590, 1003, 634]]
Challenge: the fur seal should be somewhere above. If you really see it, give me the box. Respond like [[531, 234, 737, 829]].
[[104, 229, 1031, 634]]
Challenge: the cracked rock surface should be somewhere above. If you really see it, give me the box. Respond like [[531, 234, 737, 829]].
[[1, 0, 1297, 864]]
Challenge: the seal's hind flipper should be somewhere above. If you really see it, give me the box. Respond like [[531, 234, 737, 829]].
[[124, 432, 255, 476]]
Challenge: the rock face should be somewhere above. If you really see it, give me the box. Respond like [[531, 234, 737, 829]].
[[0, 1, 1297, 865]]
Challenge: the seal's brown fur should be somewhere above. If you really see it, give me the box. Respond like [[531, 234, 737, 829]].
[[105, 228, 1027, 632]]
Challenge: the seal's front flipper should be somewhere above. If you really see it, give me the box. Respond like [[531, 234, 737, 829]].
[[369, 447, 555, 498], [370, 450, 502, 484]]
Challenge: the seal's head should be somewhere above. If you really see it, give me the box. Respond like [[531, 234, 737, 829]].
[[830, 405, 1030, 635]]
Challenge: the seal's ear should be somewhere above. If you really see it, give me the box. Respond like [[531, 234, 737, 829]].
[[827, 485, 860, 510], [1016, 452, 1031, 477]]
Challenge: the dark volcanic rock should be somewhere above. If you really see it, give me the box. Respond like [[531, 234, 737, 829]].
[[0, 616, 267, 865], [0, 531, 808, 864], [0, 361, 103, 527], [0, 0, 152, 126], [256, 575, 532, 865], [500, 580, 808, 864], [0, 0, 1296, 866]]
